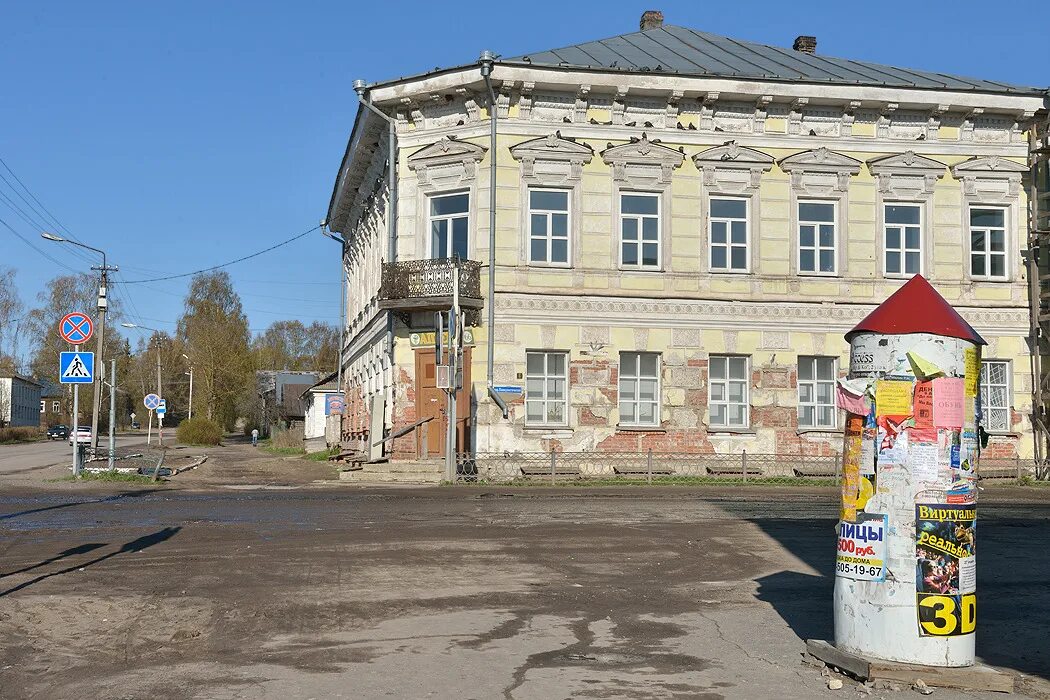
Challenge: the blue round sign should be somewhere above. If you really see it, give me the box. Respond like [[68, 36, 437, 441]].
[[144, 393, 161, 410]]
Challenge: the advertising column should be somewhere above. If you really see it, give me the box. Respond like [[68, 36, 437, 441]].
[[833, 275, 983, 667]]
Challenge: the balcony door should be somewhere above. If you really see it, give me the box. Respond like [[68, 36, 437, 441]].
[[429, 192, 469, 260], [414, 347, 472, 458]]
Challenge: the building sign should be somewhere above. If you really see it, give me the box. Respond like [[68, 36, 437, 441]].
[[409, 328, 475, 348], [325, 392, 345, 416]]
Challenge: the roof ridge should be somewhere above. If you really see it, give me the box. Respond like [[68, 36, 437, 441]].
[[508, 23, 1044, 95]]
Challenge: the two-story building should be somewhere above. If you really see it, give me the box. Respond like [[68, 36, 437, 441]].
[[326, 12, 1049, 475]]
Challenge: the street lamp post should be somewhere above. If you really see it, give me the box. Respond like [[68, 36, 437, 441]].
[[183, 353, 193, 420], [41, 232, 118, 453]]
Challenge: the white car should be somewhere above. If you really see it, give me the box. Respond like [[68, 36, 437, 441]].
[[69, 426, 92, 445]]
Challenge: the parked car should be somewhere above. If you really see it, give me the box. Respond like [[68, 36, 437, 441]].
[[131, 421, 140, 429], [46, 425, 69, 440], [69, 426, 92, 445]]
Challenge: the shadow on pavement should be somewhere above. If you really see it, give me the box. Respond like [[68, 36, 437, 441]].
[[0, 489, 164, 522], [736, 502, 1050, 682], [0, 543, 107, 579], [0, 526, 182, 598]]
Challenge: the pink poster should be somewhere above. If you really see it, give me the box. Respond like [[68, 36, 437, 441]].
[[932, 377, 964, 429], [836, 384, 869, 415]]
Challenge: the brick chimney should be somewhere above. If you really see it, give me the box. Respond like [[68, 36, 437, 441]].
[[793, 35, 817, 54], [639, 10, 664, 31]]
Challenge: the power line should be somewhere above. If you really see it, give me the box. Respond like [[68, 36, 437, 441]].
[[0, 214, 82, 273], [121, 224, 322, 283]]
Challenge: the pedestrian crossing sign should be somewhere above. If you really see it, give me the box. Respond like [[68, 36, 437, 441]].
[[59, 351, 94, 384]]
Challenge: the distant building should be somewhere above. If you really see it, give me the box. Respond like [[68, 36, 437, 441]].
[[0, 375, 43, 428], [255, 370, 323, 432], [38, 379, 67, 426], [301, 372, 341, 451], [326, 12, 1050, 468]]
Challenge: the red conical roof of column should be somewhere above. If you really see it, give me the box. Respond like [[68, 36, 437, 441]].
[[845, 275, 986, 345]]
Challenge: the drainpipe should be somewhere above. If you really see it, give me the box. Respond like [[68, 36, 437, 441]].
[[353, 80, 399, 430], [480, 51, 508, 419]]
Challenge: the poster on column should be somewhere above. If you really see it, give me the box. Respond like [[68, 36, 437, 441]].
[[915, 504, 976, 637], [836, 513, 888, 582], [840, 415, 863, 521]]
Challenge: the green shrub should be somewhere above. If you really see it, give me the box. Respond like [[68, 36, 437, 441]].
[[176, 417, 223, 446], [0, 426, 41, 444]]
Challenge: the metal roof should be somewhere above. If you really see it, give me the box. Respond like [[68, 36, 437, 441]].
[[509, 25, 1044, 96]]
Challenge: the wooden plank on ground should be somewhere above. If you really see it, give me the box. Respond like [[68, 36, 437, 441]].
[[806, 639, 1014, 692]]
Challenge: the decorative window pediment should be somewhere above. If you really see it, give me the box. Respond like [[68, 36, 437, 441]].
[[407, 136, 487, 187], [867, 151, 946, 197], [951, 155, 1026, 201], [691, 141, 773, 192], [510, 132, 594, 181], [601, 133, 684, 185], [779, 148, 862, 193]]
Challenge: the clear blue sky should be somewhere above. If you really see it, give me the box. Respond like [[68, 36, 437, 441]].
[[2, 1, 1045, 343]]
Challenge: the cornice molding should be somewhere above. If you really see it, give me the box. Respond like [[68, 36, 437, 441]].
[[950, 154, 1028, 177], [601, 132, 685, 184], [406, 136, 487, 186], [779, 147, 863, 174], [510, 131, 594, 180], [494, 293, 1029, 334]]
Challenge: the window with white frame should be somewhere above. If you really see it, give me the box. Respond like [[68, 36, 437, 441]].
[[619, 352, 660, 427], [969, 208, 1007, 280], [980, 360, 1010, 432], [528, 189, 570, 265], [709, 355, 750, 428], [798, 201, 836, 274], [798, 356, 837, 428], [620, 193, 660, 269], [53, 400, 60, 413], [429, 192, 469, 259], [525, 351, 568, 427], [709, 197, 749, 271], [884, 204, 922, 276], [40, 400, 45, 413]]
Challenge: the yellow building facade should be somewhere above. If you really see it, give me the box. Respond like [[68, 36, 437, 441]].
[[326, 16, 1049, 469]]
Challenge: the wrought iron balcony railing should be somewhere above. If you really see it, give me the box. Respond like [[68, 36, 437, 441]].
[[379, 258, 483, 311]]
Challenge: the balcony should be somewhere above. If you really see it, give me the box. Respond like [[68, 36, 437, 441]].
[[379, 258, 483, 312]]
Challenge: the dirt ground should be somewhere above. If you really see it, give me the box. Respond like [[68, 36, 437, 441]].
[[1, 482, 1048, 700]]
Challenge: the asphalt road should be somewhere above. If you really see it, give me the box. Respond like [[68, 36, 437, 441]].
[[0, 487, 1047, 699], [0, 434, 150, 475]]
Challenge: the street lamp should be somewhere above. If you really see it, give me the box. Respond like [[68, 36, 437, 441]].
[[41, 231, 117, 452], [183, 353, 193, 420]]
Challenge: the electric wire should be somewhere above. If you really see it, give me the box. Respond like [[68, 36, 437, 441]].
[[0, 214, 82, 273], [121, 224, 322, 283]]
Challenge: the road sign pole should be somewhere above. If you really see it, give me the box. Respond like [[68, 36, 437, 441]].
[[90, 296, 106, 453], [71, 383, 80, 477], [107, 359, 116, 472], [147, 410, 153, 446]]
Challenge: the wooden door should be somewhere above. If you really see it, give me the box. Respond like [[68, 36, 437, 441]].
[[414, 348, 472, 459]]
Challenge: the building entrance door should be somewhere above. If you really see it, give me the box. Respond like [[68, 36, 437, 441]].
[[414, 348, 471, 459]]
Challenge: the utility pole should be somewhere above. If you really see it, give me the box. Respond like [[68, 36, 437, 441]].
[[39, 232, 116, 453], [183, 353, 193, 420], [157, 341, 164, 447], [107, 359, 116, 471], [90, 263, 117, 452]]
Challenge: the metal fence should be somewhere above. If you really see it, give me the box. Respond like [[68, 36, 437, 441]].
[[454, 450, 1047, 486]]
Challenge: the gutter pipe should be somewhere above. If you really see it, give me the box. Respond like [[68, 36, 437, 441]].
[[480, 52, 508, 419]]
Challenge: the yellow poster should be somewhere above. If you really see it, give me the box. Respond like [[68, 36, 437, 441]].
[[964, 347, 979, 398], [875, 379, 913, 416], [841, 415, 863, 521]]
